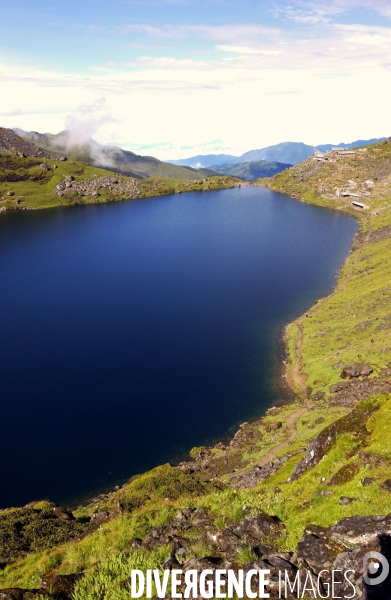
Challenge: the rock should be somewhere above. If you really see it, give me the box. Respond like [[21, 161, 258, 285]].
[[40, 573, 84, 598], [252, 544, 274, 558], [297, 533, 339, 572], [329, 463, 360, 485], [207, 528, 240, 554], [339, 496, 359, 505], [332, 361, 344, 370], [361, 478, 374, 486], [341, 363, 373, 379], [290, 401, 379, 481], [176, 547, 187, 560], [233, 513, 283, 545], [129, 537, 142, 548], [328, 514, 391, 546], [0, 591, 42, 600], [40, 164, 50, 171], [163, 554, 181, 570], [182, 556, 222, 573], [312, 391, 325, 402], [329, 382, 351, 393], [89, 511, 109, 525], [329, 376, 391, 408], [381, 480, 391, 493], [52, 506, 74, 520]]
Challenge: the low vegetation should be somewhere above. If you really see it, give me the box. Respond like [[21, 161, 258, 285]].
[[0, 153, 241, 211]]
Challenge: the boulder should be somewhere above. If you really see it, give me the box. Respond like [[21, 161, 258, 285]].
[[340, 363, 373, 379], [207, 528, 240, 554], [381, 480, 391, 493], [233, 513, 283, 545], [40, 573, 84, 598], [339, 496, 359, 505]]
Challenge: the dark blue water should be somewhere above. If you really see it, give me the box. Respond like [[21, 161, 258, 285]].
[[0, 187, 357, 508]]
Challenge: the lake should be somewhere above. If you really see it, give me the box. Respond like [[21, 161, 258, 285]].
[[0, 186, 357, 508]]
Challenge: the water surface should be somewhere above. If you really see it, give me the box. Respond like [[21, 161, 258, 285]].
[[0, 187, 357, 507]]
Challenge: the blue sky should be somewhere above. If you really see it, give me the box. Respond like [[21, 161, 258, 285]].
[[1, 0, 391, 158]]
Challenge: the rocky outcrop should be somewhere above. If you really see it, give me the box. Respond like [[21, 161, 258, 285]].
[[0, 128, 47, 159], [341, 363, 374, 379], [55, 174, 140, 200], [289, 400, 379, 481], [329, 376, 391, 407]]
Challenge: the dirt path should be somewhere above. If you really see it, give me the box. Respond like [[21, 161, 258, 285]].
[[291, 317, 311, 399], [257, 407, 308, 467]]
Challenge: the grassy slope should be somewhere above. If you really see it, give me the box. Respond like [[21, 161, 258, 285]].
[[211, 160, 291, 181], [18, 130, 207, 181], [2, 140, 391, 595], [0, 153, 241, 211]]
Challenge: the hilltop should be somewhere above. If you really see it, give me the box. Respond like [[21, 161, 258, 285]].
[[169, 137, 386, 168], [210, 159, 291, 181], [12, 128, 214, 181], [1, 138, 391, 599]]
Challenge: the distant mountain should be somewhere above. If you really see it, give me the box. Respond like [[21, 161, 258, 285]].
[[168, 154, 239, 168], [316, 138, 386, 152], [210, 160, 292, 181], [13, 129, 207, 181], [169, 138, 387, 169], [240, 142, 317, 165]]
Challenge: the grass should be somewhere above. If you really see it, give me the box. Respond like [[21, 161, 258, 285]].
[[0, 153, 241, 211]]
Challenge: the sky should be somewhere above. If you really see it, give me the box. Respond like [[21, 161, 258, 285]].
[[1, 0, 391, 159]]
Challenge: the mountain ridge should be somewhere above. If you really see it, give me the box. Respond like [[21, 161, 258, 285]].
[[12, 128, 211, 181], [168, 137, 387, 168]]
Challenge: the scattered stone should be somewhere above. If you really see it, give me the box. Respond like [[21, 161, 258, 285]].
[[339, 496, 359, 505], [312, 391, 325, 402]]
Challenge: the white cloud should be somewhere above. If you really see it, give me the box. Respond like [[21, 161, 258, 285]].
[[217, 46, 283, 55], [1, 18, 391, 158]]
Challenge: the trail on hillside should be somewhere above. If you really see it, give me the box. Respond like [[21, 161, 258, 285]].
[[291, 317, 311, 399], [257, 407, 308, 467]]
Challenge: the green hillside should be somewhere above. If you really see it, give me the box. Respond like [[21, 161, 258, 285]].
[[15, 129, 209, 181], [210, 159, 291, 181], [0, 153, 240, 211]]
